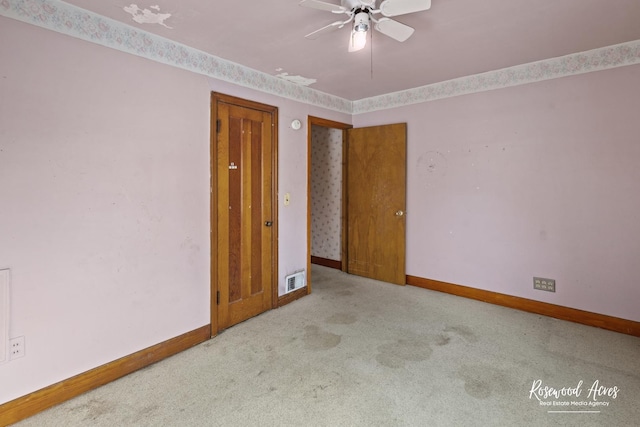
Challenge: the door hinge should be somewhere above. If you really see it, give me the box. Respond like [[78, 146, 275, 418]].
[[216, 290, 220, 305], [216, 119, 221, 133]]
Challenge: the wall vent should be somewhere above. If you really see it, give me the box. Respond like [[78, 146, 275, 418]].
[[285, 270, 306, 294], [0, 269, 9, 365]]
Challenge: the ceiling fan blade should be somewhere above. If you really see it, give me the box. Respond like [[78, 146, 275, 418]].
[[375, 18, 415, 42], [379, 0, 431, 17], [305, 20, 345, 39], [299, 0, 348, 14]]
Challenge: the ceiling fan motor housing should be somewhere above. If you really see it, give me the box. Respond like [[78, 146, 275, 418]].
[[353, 10, 370, 32], [343, 0, 375, 11]]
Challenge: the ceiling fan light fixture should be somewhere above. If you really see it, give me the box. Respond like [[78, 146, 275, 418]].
[[349, 29, 368, 52], [349, 11, 370, 52]]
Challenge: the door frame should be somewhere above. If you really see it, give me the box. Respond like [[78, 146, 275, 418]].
[[210, 92, 279, 337], [306, 116, 352, 293]]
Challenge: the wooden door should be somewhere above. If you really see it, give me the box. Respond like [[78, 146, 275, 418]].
[[346, 123, 406, 285], [212, 94, 277, 333]]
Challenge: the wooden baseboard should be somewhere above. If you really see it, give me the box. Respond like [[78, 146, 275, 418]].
[[311, 256, 342, 270], [407, 276, 640, 337], [277, 286, 309, 307], [0, 324, 211, 426]]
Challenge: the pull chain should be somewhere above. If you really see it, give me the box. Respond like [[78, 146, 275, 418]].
[[370, 28, 374, 79]]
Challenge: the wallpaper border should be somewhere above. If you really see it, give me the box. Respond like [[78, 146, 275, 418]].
[[353, 40, 640, 114], [2, 0, 640, 115], [0, 0, 353, 114]]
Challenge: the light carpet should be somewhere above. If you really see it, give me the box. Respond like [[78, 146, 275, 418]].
[[15, 265, 640, 426]]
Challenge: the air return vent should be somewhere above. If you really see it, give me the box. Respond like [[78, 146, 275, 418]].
[[285, 270, 306, 294]]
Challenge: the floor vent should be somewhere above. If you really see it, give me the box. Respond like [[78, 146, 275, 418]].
[[285, 270, 306, 294]]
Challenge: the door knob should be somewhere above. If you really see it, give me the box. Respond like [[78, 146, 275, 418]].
[[395, 210, 405, 217], [265, 221, 273, 227]]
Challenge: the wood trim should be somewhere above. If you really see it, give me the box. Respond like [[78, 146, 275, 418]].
[[210, 94, 219, 336], [311, 256, 342, 270], [341, 128, 348, 273], [306, 117, 312, 295], [277, 286, 309, 307], [214, 92, 279, 116], [407, 275, 640, 337], [0, 325, 211, 426], [270, 107, 279, 310], [307, 116, 353, 130]]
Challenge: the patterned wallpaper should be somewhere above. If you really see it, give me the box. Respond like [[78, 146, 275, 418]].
[[311, 126, 343, 261], [2, 0, 640, 114]]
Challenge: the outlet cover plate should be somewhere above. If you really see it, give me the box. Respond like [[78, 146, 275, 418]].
[[9, 336, 25, 360], [534, 277, 556, 292]]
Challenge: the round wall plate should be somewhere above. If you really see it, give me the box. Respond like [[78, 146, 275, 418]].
[[291, 119, 302, 130]]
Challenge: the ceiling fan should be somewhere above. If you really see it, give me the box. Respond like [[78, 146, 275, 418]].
[[299, 0, 431, 52]]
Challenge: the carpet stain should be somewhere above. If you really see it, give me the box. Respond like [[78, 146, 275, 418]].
[[444, 325, 479, 343], [336, 290, 354, 297], [458, 365, 511, 400], [69, 398, 117, 421], [130, 404, 160, 423], [303, 325, 341, 350], [376, 338, 432, 368], [434, 334, 451, 346], [463, 377, 491, 399], [326, 312, 358, 325], [305, 384, 330, 399]]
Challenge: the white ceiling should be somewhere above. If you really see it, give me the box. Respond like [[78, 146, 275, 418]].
[[62, 0, 640, 100]]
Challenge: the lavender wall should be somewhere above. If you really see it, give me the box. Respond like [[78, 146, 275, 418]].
[[0, 17, 349, 404], [0, 17, 208, 403], [354, 65, 640, 322]]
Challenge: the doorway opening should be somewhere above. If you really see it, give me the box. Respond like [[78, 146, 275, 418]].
[[307, 117, 408, 289], [307, 117, 352, 285]]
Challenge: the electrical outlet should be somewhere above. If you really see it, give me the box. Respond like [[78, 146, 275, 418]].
[[534, 277, 556, 292], [9, 336, 25, 360]]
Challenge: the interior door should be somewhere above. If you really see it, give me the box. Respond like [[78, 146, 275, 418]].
[[346, 123, 407, 285], [213, 94, 277, 333]]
